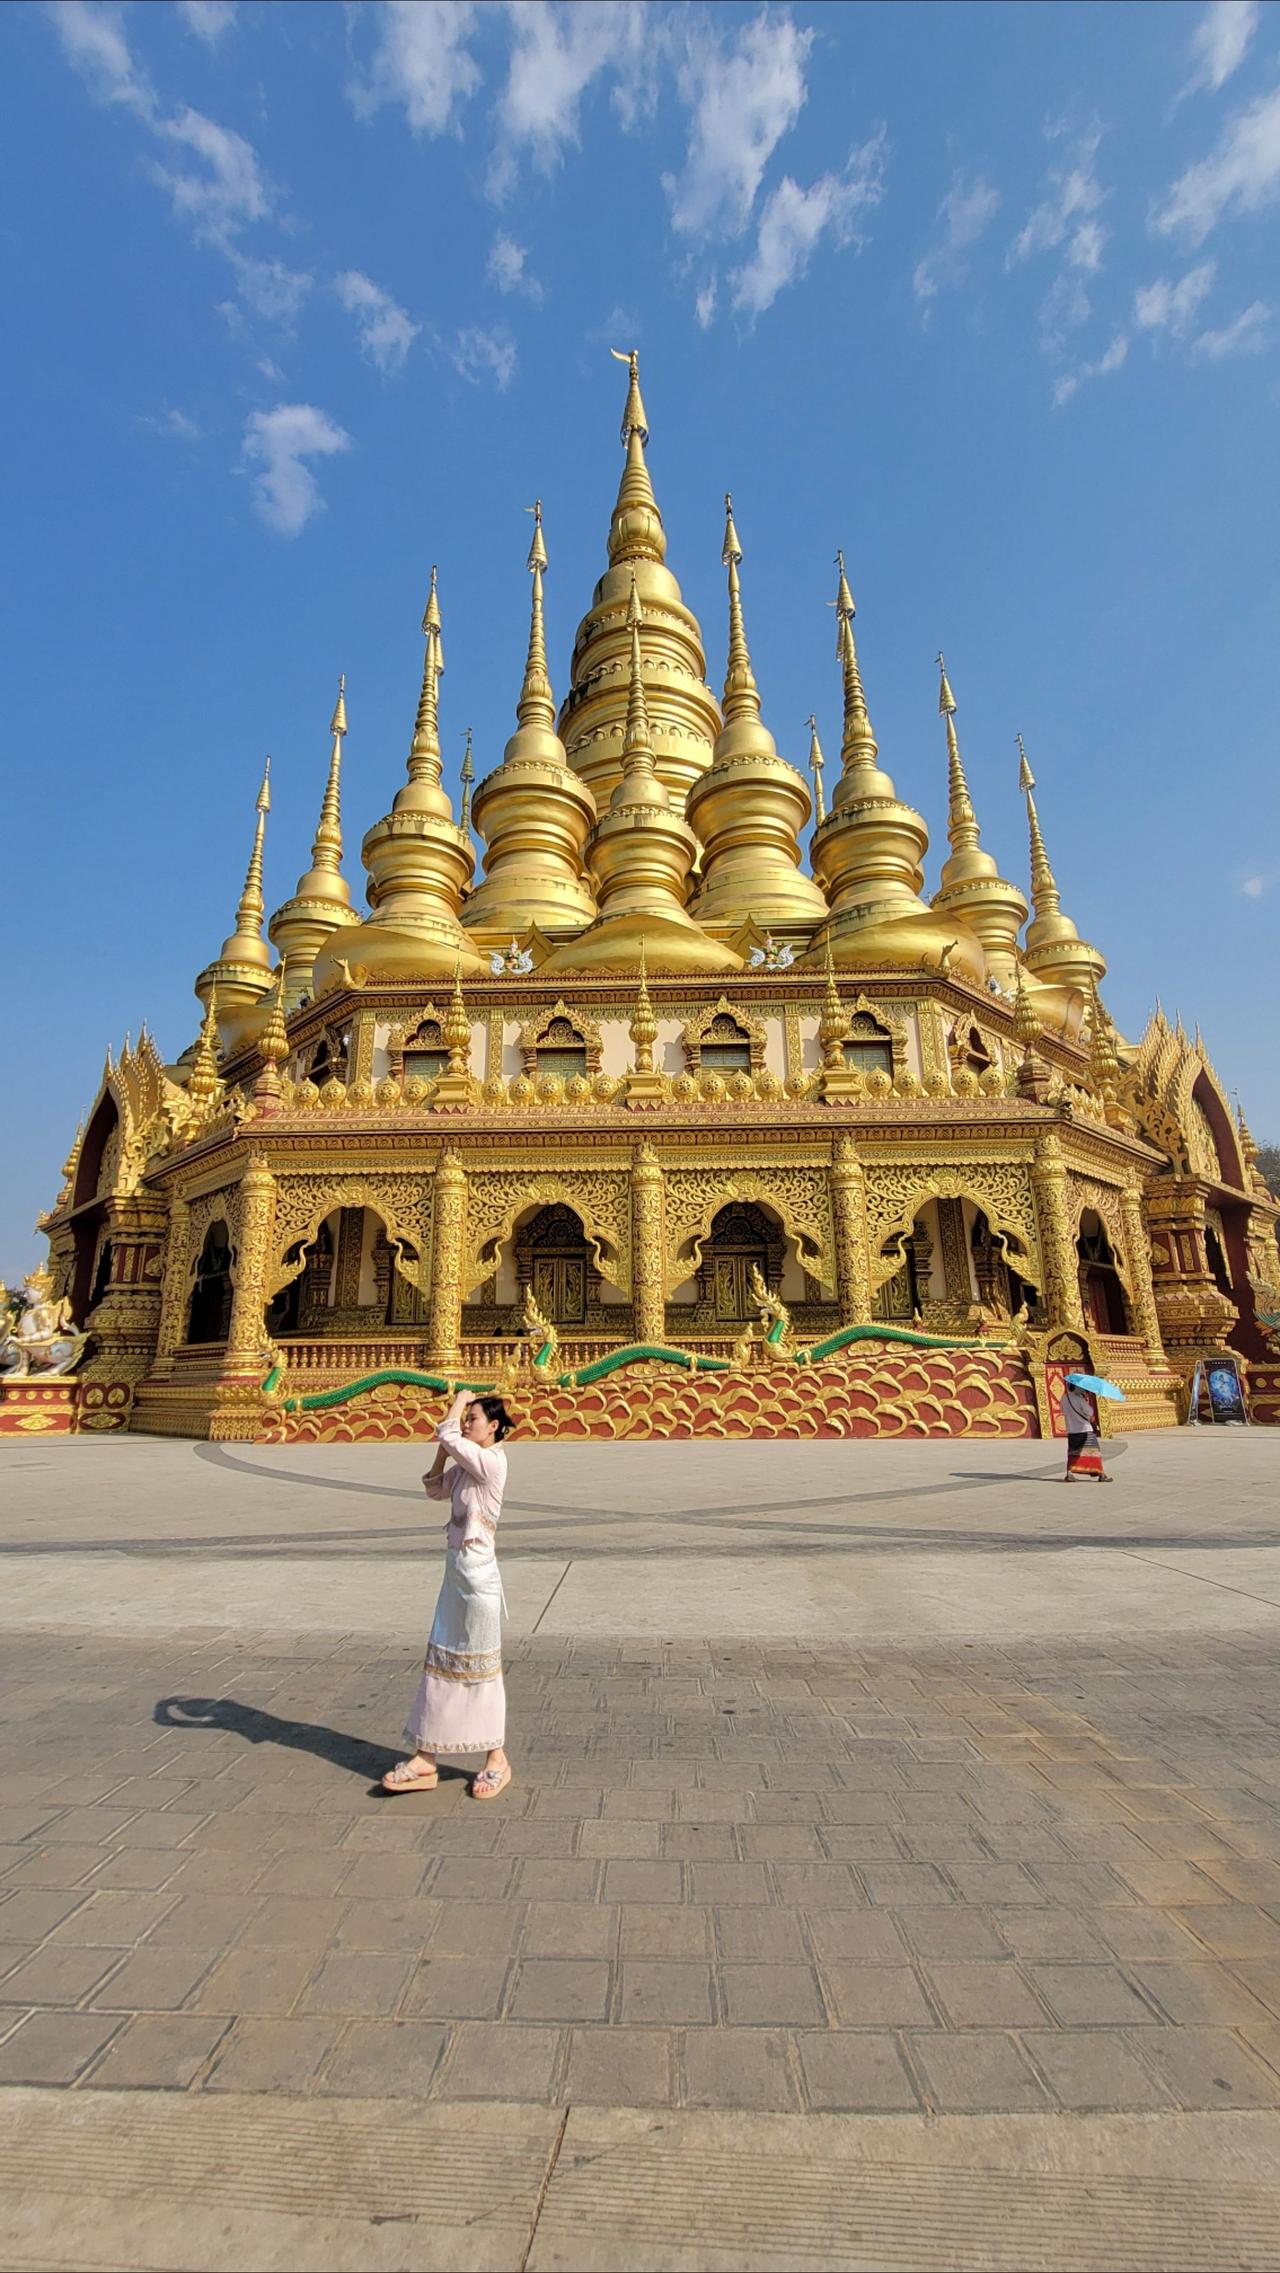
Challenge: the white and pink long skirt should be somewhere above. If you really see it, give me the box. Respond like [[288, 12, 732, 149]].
[[403, 1543, 506, 1755]]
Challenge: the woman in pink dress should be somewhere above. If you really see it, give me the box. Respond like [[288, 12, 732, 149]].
[[382, 1387, 515, 1800]]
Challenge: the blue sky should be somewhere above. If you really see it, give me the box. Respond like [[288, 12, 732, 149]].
[[4, 0, 1279, 1273]]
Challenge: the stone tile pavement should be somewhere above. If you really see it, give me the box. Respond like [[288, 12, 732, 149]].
[[4, 1623, 1280, 2122]]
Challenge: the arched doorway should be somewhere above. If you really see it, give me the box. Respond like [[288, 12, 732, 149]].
[[188, 1220, 234, 1345], [1077, 1209, 1130, 1335], [517, 1204, 591, 1326], [700, 1202, 784, 1325], [268, 1207, 423, 1334]]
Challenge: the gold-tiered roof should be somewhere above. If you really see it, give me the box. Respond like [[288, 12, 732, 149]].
[[268, 678, 360, 1008], [542, 577, 739, 977], [556, 351, 723, 814], [805, 561, 984, 981], [930, 657, 1027, 989], [462, 502, 597, 940], [686, 497, 828, 937]]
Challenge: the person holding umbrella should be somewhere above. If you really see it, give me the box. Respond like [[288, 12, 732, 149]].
[[1060, 1370, 1122, 1483]]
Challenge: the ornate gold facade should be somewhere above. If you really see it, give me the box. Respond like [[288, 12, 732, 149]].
[[31, 359, 1280, 1440]]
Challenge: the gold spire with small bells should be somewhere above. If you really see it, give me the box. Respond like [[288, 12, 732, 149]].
[[687, 496, 828, 937], [1016, 734, 1105, 1011], [804, 563, 984, 980], [929, 655, 1027, 991], [556, 351, 723, 814], [268, 677, 361, 1010], [195, 758, 278, 1048], [463, 501, 597, 942], [313, 571, 484, 989], [542, 575, 739, 976]]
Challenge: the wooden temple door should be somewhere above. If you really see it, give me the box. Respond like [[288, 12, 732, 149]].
[[524, 1205, 589, 1327]]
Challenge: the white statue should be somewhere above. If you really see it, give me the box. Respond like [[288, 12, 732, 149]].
[[748, 933, 796, 971], [489, 938, 535, 976], [0, 1267, 87, 1380]]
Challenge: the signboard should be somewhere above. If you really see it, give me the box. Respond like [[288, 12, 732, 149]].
[[1205, 1357, 1248, 1425]]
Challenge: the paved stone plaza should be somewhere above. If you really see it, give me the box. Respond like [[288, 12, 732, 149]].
[[3, 1429, 1280, 2268]]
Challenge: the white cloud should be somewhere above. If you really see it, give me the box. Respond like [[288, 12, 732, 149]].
[[149, 105, 270, 240], [335, 270, 420, 373], [913, 172, 1001, 305], [1008, 121, 1108, 271], [488, 232, 543, 300], [176, 0, 238, 45], [694, 277, 718, 329], [48, 0, 152, 113], [491, 2, 649, 196], [730, 132, 887, 318], [1240, 872, 1269, 896], [1052, 332, 1129, 406], [349, 0, 481, 135], [1153, 86, 1280, 243], [1134, 260, 1217, 334], [452, 326, 518, 390], [226, 249, 312, 325], [242, 404, 351, 537], [1192, 298, 1271, 356], [666, 11, 812, 239], [1184, 1, 1260, 98], [142, 405, 203, 440]]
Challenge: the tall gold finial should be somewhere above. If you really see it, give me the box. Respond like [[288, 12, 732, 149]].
[[310, 676, 346, 876], [611, 347, 649, 443], [607, 350, 665, 567], [937, 653, 979, 855], [622, 573, 656, 774], [818, 945, 848, 1069], [443, 959, 470, 1074], [517, 500, 555, 731], [233, 758, 272, 937], [833, 552, 877, 768], [1016, 735, 1060, 918], [409, 566, 444, 784], [630, 938, 658, 1076], [256, 966, 290, 1081], [459, 728, 475, 832], [721, 492, 760, 723], [806, 715, 827, 823], [188, 990, 223, 1109]]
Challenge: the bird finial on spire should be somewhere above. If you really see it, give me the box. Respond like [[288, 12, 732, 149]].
[[611, 347, 648, 444]]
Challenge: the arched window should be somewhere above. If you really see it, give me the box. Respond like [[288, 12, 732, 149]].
[[843, 1011, 894, 1080], [699, 1013, 753, 1075], [949, 1021, 992, 1077], [308, 1027, 350, 1085], [1076, 1209, 1130, 1336], [188, 1220, 234, 1345], [535, 1017, 588, 1082], [90, 1240, 114, 1310], [403, 1018, 449, 1083]]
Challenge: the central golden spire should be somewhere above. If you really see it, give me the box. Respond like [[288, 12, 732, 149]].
[[402, 565, 451, 816], [929, 655, 1027, 989], [463, 504, 597, 942], [688, 495, 827, 937], [542, 573, 739, 976], [556, 353, 722, 813], [268, 677, 361, 1008], [805, 559, 982, 980]]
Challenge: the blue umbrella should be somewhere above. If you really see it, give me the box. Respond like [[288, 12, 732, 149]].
[[1065, 1371, 1126, 1401]]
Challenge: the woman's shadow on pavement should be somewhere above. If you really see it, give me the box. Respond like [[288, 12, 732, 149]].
[[153, 1696, 468, 1793]]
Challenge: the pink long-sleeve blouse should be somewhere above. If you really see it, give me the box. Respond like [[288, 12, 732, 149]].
[[425, 1418, 508, 1549]]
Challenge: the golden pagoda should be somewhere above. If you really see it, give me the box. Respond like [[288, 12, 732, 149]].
[[31, 353, 1278, 1445]]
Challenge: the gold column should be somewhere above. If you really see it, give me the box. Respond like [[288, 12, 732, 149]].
[[1120, 1179, 1164, 1357], [426, 1151, 467, 1373], [1031, 1134, 1086, 1330], [631, 1143, 666, 1348], [150, 1194, 191, 1379], [830, 1137, 871, 1326], [225, 1158, 277, 1371]]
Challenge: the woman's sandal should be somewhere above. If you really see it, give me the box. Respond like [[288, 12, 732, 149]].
[[381, 1758, 439, 1794], [471, 1762, 512, 1802]]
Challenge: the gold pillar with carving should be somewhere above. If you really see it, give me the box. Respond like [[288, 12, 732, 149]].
[[631, 1143, 665, 1347], [1120, 1180, 1163, 1357], [426, 1151, 467, 1373], [830, 1136, 871, 1326], [1031, 1134, 1086, 1330], [208, 1156, 277, 1440], [149, 1194, 191, 1379]]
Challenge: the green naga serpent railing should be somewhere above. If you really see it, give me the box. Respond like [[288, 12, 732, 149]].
[[261, 1318, 984, 1416]]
